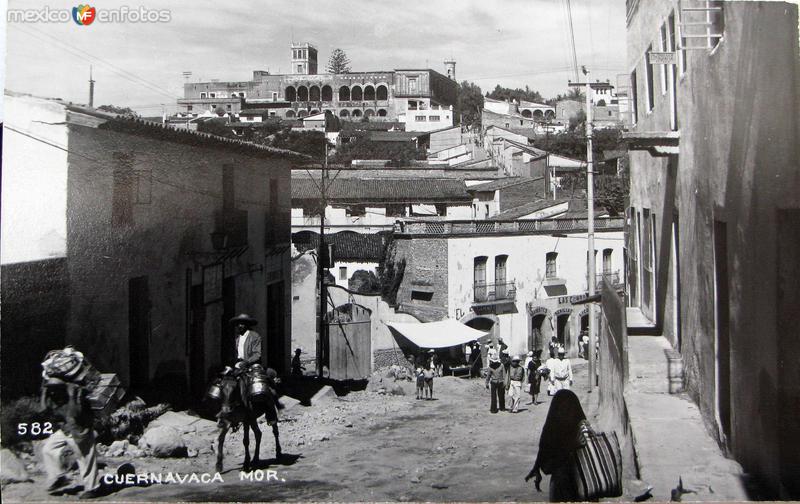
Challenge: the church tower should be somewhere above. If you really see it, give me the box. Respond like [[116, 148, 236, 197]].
[[291, 43, 318, 75], [444, 59, 456, 81]]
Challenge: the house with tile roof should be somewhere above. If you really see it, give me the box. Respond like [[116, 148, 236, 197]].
[[2, 92, 302, 400]]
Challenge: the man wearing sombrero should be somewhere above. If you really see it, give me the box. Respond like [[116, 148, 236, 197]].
[[227, 314, 263, 408], [229, 313, 262, 369]]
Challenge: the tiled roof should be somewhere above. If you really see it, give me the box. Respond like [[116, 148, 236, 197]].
[[291, 177, 471, 203], [519, 100, 554, 109], [467, 177, 524, 192], [292, 230, 389, 262], [58, 101, 311, 161], [239, 109, 272, 116], [503, 127, 541, 140], [490, 198, 571, 220]]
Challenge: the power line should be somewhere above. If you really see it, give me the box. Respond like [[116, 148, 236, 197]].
[[11, 24, 179, 102], [564, 0, 580, 82], [4, 124, 278, 208]]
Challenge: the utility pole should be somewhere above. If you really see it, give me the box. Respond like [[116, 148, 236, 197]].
[[316, 143, 328, 378], [88, 65, 95, 108], [569, 72, 613, 393]]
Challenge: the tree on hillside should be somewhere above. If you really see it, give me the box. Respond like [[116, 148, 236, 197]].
[[349, 270, 381, 294], [595, 175, 629, 216], [270, 130, 328, 159], [333, 137, 426, 167], [457, 80, 484, 129], [487, 84, 546, 105], [569, 109, 587, 132], [97, 104, 139, 118], [327, 48, 351, 74], [324, 111, 342, 132], [535, 127, 622, 161], [197, 118, 236, 138], [548, 87, 585, 105]]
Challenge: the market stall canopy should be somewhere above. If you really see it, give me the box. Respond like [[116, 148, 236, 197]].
[[385, 319, 488, 349]]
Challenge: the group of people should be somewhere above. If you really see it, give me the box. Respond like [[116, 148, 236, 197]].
[[482, 339, 574, 414]]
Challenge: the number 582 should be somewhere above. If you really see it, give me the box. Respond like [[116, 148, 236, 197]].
[[17, 422, 53, 436]]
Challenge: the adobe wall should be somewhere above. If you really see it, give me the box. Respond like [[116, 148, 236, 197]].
[[65, 124, 293, 389]]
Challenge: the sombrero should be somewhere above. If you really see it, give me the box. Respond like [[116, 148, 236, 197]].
[[229, 313, 257, 326]]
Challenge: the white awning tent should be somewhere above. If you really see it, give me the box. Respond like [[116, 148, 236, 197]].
[[385, 319, 489, 349]]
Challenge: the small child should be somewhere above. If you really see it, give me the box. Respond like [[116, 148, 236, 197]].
[[423, 366, 435, 400], [415, 367, 425, 400]]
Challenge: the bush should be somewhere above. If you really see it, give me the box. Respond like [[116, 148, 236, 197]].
[[348, 270, 381, 294]]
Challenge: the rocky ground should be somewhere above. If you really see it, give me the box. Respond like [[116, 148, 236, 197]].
[[2, 361, 643, 502]]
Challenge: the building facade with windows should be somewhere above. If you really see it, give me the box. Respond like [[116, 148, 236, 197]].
[[389, 218, 624, 358], [178, 43, 457, 131], [1, 93, 298, 402], [290, 174, 474, 234], [624, 0, 800, 497]]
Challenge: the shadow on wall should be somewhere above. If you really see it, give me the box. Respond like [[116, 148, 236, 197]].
[[138, 360, 189, 411], [1, 259, 69, 399]]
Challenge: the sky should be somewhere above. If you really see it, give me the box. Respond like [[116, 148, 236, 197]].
[[4, 0, 627, 116]]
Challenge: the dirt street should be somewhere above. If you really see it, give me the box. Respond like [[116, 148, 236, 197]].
[[4, 362, 610, 502]]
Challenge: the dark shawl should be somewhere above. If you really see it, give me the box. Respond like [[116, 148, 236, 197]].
[[532, 389, 586, 474]]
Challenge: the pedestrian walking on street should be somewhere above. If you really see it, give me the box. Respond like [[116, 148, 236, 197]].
[[507, 355, 525, 412], [485, 351, 506, 413], [291, 348, 305, 377], [543, 348, 559, 396], [415, 367, 425, 400], [549, 347, 573, 392], [548, 336, 560, 359], [423, 365, 435, 399], [39, 377, 101, 499], [527, 349, 543, 405], [470, 341, 483, 378], [525, 389, 588, 502]]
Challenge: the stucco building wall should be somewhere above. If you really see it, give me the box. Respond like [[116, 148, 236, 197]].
[[64, 123, 293, 389], [627, 1, 800, 495], [447, 232, 624, 357]]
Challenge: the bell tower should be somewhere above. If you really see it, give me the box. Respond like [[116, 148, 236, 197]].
[[291, 42, 318, 75], [444, 58, 456, 81]]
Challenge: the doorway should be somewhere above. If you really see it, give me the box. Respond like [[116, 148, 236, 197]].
[[672, 213, 682, 351], [556, 312, 571, 350], [777, 209, 800, 498], [713, 219, 731, 447], [128, 276, 151, 389], [221, 277, 236, 366], [266, 281, 286, 373], [530, 314, 546, 352], [466, 317, 495, 366], [189, 284, 206, 400]]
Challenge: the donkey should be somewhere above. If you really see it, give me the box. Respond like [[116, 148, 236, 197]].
[[214, 372, 282, 472]]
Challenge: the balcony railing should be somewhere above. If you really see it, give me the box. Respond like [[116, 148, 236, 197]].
[[474, 281, 516, 303], [395, 217, 625, 236], [596, 270, 622, 287]]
